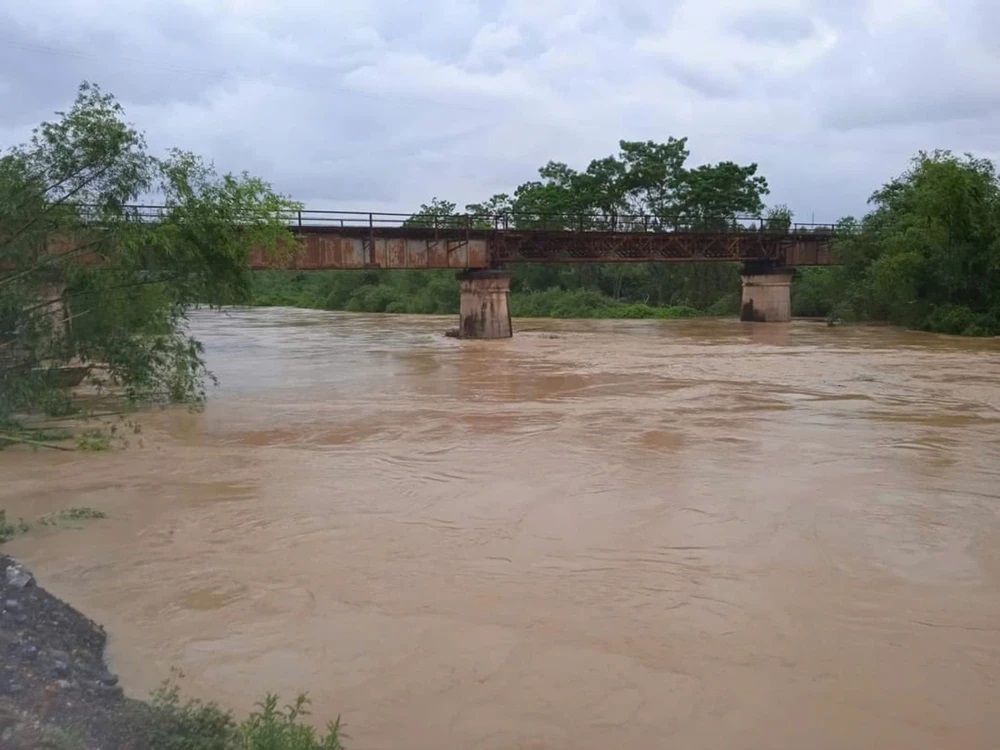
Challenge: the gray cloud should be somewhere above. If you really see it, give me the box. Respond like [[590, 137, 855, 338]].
[[727, 10, 817, 44], [1, 0, 997, 223]]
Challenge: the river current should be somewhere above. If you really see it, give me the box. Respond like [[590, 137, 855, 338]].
[[3, 308, 1000, 749]]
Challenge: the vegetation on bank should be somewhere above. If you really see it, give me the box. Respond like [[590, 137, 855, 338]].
[[0, 79, 346, 746], [250, 266, 725, 320], [142, 680, 345, 750], [1, 553, 346, 750], [252, 148, 1000, 337], [0, 81, 301, 433]]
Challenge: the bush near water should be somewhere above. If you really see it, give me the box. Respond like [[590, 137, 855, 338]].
[[250, 267, 717, 320]]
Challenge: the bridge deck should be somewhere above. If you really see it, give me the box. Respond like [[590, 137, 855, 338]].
[[249, 225, 834, 270], [7, 208, 836, 272]]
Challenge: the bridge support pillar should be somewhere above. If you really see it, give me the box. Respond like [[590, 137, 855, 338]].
[[457, 269, 512, 339], [740, 265, 794, 323]]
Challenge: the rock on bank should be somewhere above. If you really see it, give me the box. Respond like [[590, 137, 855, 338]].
[[1, 555, 146, 749]]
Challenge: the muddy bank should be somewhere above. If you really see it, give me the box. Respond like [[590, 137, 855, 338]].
[[0, 555, 148, 749]]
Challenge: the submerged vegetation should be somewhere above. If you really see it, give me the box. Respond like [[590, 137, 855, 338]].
[[0, 506, 106, 543]]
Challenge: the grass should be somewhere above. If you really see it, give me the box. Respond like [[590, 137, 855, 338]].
[[77, 429, 113, 450], [2, 672, 348, 749], [143, 676, 346, 750], [0, 506, 108, 543], [37, 506, 108, 527], [0, 414, 145, 453], [0, 509, 31, 543]]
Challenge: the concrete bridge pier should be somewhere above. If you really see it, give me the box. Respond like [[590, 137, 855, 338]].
[[457, 269, 512, 339], [740, 264, 794, 323]]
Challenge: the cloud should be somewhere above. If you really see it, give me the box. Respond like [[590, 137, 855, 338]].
[[728, 9, 818, 43], [0, 0, 996, 221]]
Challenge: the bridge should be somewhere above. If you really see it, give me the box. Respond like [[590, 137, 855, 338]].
[[248, 209, 835, 269], [245, 209, 836, 337], [23, 206, 838, 340]]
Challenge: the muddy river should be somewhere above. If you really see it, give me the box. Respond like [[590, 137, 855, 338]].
[[3, 308, 1000, 749]]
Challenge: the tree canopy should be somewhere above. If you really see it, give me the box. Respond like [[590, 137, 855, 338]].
[[823, 150, 1000, 334], [1, 82, 301, 426], [411, 138, 770, 231]]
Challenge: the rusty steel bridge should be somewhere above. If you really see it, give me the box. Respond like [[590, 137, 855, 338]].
[[24, 206, 837, 272], [239, 208, 837, 271], [12, 206, 837, 335]]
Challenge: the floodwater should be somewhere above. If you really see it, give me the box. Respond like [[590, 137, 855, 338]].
[[3, 308, 1000, 749]]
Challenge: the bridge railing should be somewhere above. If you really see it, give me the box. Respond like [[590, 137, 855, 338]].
[[87, 205, 839, 235]]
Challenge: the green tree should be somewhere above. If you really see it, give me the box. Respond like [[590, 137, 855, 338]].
[[676, 161, 769, 229], [765, 204, 793, 232], [833, 150, 1000, 334], [0, 81, 301, 426], [503, 139, 768, 231], [464, 193, 514, 228], [402, 197, 465, 228]]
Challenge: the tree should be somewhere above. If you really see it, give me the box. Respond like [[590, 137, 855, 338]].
[[402, 197, 465, 228], [0, 81, 301, 427], [833, 150, 1000, 334], [676, 162, 769, 229], [464, 193, 514, 228], [495, 139, 765, 304], [764, 204, 793, 232]]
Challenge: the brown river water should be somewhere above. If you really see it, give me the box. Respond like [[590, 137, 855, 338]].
[[3, 308, 1000, 749]]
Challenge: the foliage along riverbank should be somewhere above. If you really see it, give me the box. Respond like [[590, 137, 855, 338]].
[[248, 262, 966, 329], [1, 79, 348, 744], [0, 81, 301, 431], [249, 266, 734, 321]]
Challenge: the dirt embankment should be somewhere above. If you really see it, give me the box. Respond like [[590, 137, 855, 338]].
[[1, 555, 150, 749]]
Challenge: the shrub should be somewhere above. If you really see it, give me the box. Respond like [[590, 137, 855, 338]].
[[0, 509, 31, 543], [144, 681, 345, 750]]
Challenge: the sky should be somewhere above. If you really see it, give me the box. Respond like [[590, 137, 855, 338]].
[[1, 0, 997, 223]]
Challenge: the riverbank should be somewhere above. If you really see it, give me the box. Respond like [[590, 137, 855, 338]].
[[249, 268, 738, 319], [0, 553, 347, 749], [248, 268, 1000, 336], [0, 554, 145, 749]]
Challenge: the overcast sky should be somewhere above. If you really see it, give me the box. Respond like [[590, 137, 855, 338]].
[[1, 0, 997, 222]]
